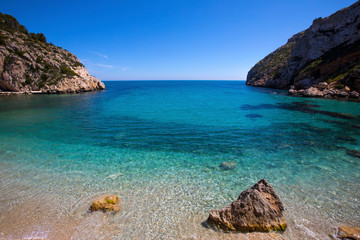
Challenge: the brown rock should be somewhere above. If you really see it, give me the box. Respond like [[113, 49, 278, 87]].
[[207, 179, 286, 232], [303, 87, 324, 97], [337, 225, 360, 240], [90, 195, 120, 212], [288, 89, 298, 95], [349, 91, 360, 99], [328, 89, 337, 97], [317, 82, 328, 90], [339, 91, 349, 98]]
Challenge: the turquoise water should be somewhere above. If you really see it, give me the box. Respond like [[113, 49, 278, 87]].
[[0, 81, 359, 239]]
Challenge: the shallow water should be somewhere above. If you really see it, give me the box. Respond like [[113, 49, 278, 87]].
[[0, 81, 359, 239]]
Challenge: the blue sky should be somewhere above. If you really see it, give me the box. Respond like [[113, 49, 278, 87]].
[[1, 0, 357, 80]]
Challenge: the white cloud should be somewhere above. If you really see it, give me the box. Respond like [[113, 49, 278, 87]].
[[89, 51, 108, 59], [79, 58, 90, 63], [94, 63, 114, 68], [83, 58, 128, 71]]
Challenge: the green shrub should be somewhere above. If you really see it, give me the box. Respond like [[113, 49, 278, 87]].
[[60, 64, 78, 77], [73, 62, 84, 68], [38, 74, 49, 88], [30, 32, 47, 43], [14, 49, 24, 57], [0, 35, 6, 45], [40, 73, 48, 81], [3, 55, 13, 68], [44, 62, 53, 71], [335, 84, 344, 89], [0, 13, 28, 34], [29, 33, 36, 40], [51, 76, 63, 85], [25, 75, 33, 84], [35, 64, 41, 72], [35, 56, 42, 63], [38, 81, 46, 88]]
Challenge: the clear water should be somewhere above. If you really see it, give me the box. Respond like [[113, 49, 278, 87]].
[[0, 81, 359, 239]]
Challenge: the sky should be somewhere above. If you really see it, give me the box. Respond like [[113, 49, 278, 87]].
[[1, 0, 358, 80]]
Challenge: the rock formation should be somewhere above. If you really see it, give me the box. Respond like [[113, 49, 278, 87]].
[[246, 1, 360, 99], [346, 149, 360, 158], [207, 179, 286, 232], [337, 225, 360, 240], [90, 195, 120, 212], [219, 161, 237, 171], [0, 12, 105, 94]]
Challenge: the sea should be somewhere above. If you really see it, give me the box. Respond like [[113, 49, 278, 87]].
[[0, 80, 359, 239]]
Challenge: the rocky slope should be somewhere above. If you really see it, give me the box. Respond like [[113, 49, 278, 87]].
[[246, 1, 360, 99], [0, 13, 105, 94]]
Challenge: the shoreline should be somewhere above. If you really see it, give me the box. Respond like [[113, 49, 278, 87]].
[[0, 91, 43, 95], [0, 151, 358, 240], [0, 178, 346, 240], [287, 91, 360, 102], [288, 83, 360, 101]]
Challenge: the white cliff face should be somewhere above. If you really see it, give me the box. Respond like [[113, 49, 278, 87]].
[[42, 67, 105, 94], [291, 3, 360, 67], [0, 13, 105, 93], [246, 1, 360, 92]]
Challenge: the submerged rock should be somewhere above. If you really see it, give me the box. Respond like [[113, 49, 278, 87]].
[[346, 149, 360, 158], [90, 195, 120, 212], [338, 135, 357, 142], [337, 225, 360, 240], [219, 161, 237, 171], [246, 114, 263, 119], [207, 179, 286, 232]]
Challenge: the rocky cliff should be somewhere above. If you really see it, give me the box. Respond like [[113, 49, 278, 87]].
[[0, 13, 105, 94], [246, 1, 360, 99]]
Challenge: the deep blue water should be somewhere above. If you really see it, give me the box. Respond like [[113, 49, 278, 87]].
[[0, 81, 359, 239]]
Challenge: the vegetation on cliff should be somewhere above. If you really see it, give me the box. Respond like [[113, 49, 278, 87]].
[[246, 1, 360, 98], [246, 40, 296, 88], [294, 39, 360, 92], [0, 12, 105, 93]]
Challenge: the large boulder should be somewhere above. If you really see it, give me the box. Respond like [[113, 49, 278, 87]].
[[207, 179, 286, 232], [90, 195, 120, 212], [349, 91, 360, 99], [303, 87, 324, 97]]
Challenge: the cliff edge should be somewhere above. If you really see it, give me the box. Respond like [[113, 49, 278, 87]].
[[0, 13, 105, 94], [246, 1, 360, 99]]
